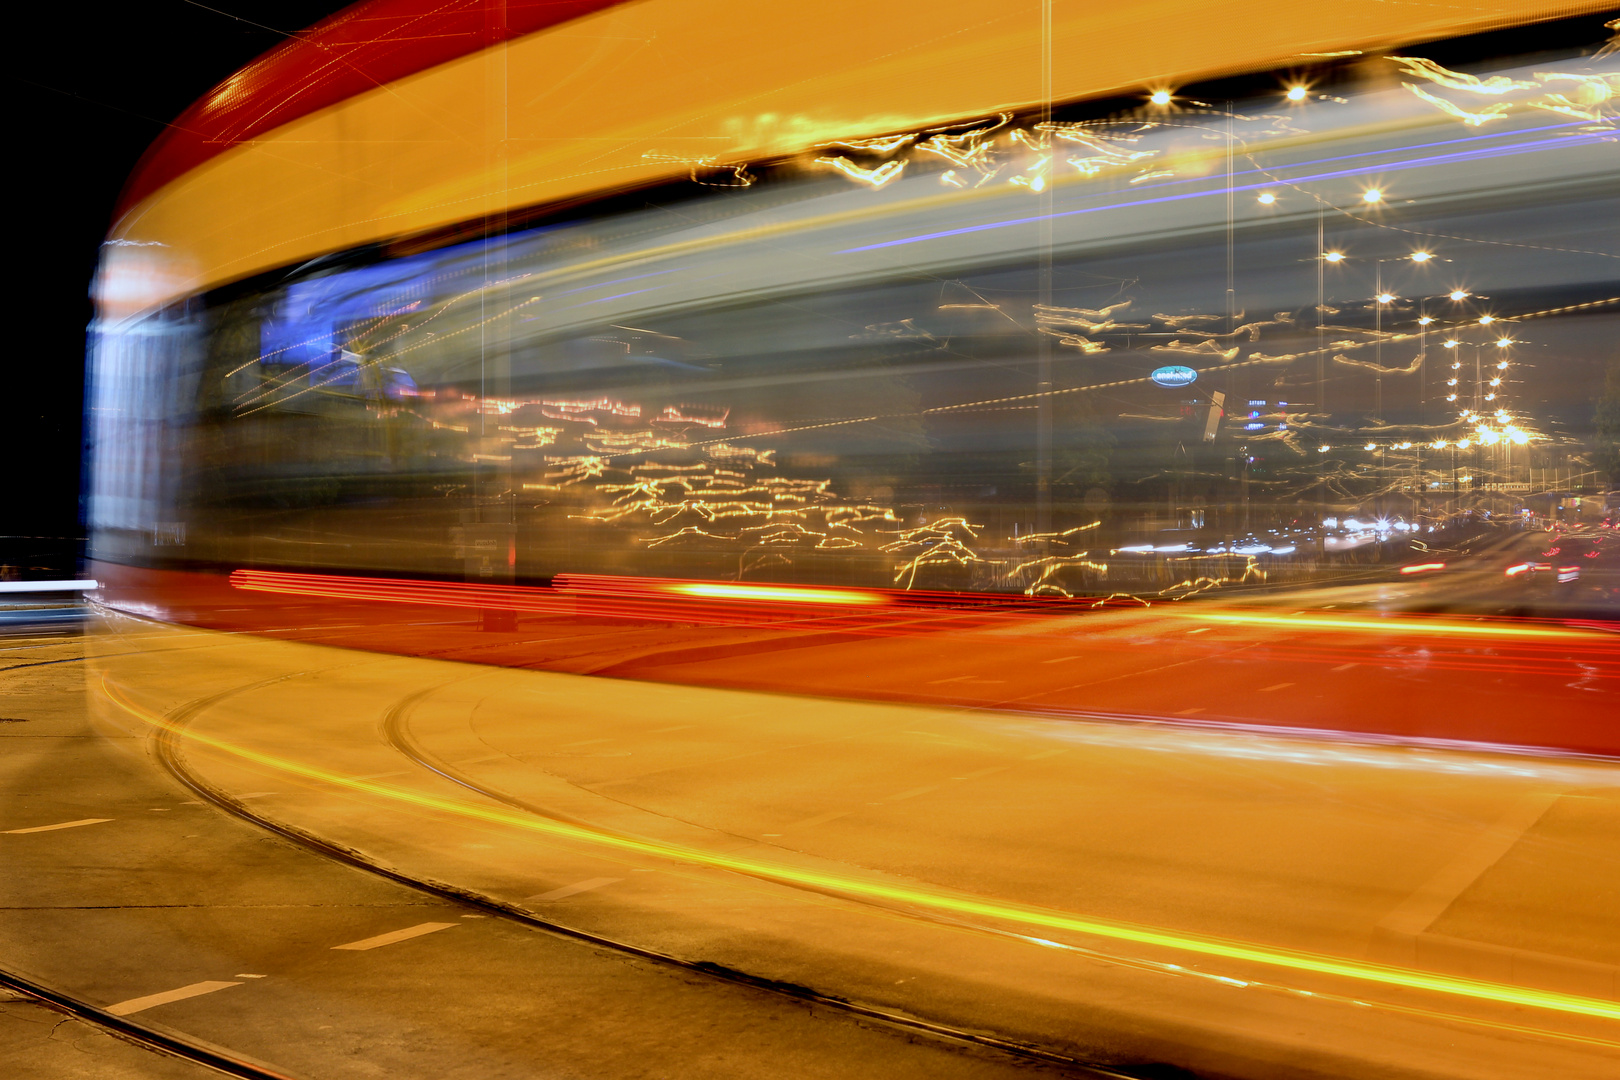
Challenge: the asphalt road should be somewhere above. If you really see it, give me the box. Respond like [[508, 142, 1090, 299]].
[[20, 607, 1613, 1080], [1, 629, 1120, 1080]]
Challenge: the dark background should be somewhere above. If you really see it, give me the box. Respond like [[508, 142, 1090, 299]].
[[7, 1, 340, 576]]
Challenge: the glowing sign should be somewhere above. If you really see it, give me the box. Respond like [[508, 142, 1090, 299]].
[[1151, 365, 1198, 387]]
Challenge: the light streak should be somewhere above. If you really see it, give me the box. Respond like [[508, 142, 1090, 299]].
[[1390, 57, 1539, 96], [1168, 611, 1594, 639], [816, 156, 906, 187], [662, 582, 887, 606], [1406, 85, 1513, 126], [98, 678, 1620, 1025], [1399, 563, 1447, 575], [838, 124, 1605, 254]]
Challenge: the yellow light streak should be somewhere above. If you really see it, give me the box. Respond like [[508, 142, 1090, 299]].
[[1390, 56, 1538, 95], [815, 156, 906, 187], [100, 677, 1620, 1024], [665, 582, 886, 605], [1170, 611, 1594, 639]]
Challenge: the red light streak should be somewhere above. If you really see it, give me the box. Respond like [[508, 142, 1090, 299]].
[[1398, 562, 1447, 575]]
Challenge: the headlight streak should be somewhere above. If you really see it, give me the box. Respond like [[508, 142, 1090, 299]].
[[99, 676, 1620, 1026]]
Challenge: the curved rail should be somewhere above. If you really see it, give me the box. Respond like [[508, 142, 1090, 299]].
[[0, 965, 303, 1080], [151, 677, 1132, 1079]]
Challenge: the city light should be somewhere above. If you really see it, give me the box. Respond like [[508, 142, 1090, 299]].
[[1418, 316, 1434, 325], [1362, 189, 1383, 203], [1285, 85, 1308, 101], [1409, 251, 1432, 262], [1449, 290, 1468, 300], [1257, 192, 1276, 204], [1496, 337, 1512, 347], [1443, 340, 1458, 348], [1478, 315, 1495, 324], [1322, 251, 1344, 262], [1376, 293, 1394, 303], [1149, 90, 1172, 105]]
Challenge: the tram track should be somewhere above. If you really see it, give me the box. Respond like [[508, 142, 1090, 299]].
[[148, 672, 1131, 1079], [0, 963, 304, 1080]]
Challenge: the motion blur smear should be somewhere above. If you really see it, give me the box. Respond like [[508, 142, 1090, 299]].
[[63, 2, 1620, 1078]]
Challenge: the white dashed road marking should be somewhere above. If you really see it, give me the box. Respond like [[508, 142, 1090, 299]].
[[5, 818, 112, 834], [331, 922, 458, 951], [785, 810, 852, 830], [526, 877, 623, 902], [107, 981, 240, 1016]]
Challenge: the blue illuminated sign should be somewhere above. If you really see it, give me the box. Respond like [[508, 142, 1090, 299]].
[[1150, 365, 1198, 387]]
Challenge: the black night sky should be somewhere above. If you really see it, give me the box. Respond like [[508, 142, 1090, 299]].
[[8, 2, 340, 573]]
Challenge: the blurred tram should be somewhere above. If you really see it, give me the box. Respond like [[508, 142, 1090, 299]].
[[88, 2, 1619, 617], [66, 12, 1620, 1074]]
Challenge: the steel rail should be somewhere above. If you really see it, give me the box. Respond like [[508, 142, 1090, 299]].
[[0, 961, 304, 1080], [151, 680, 1134, 1080]]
